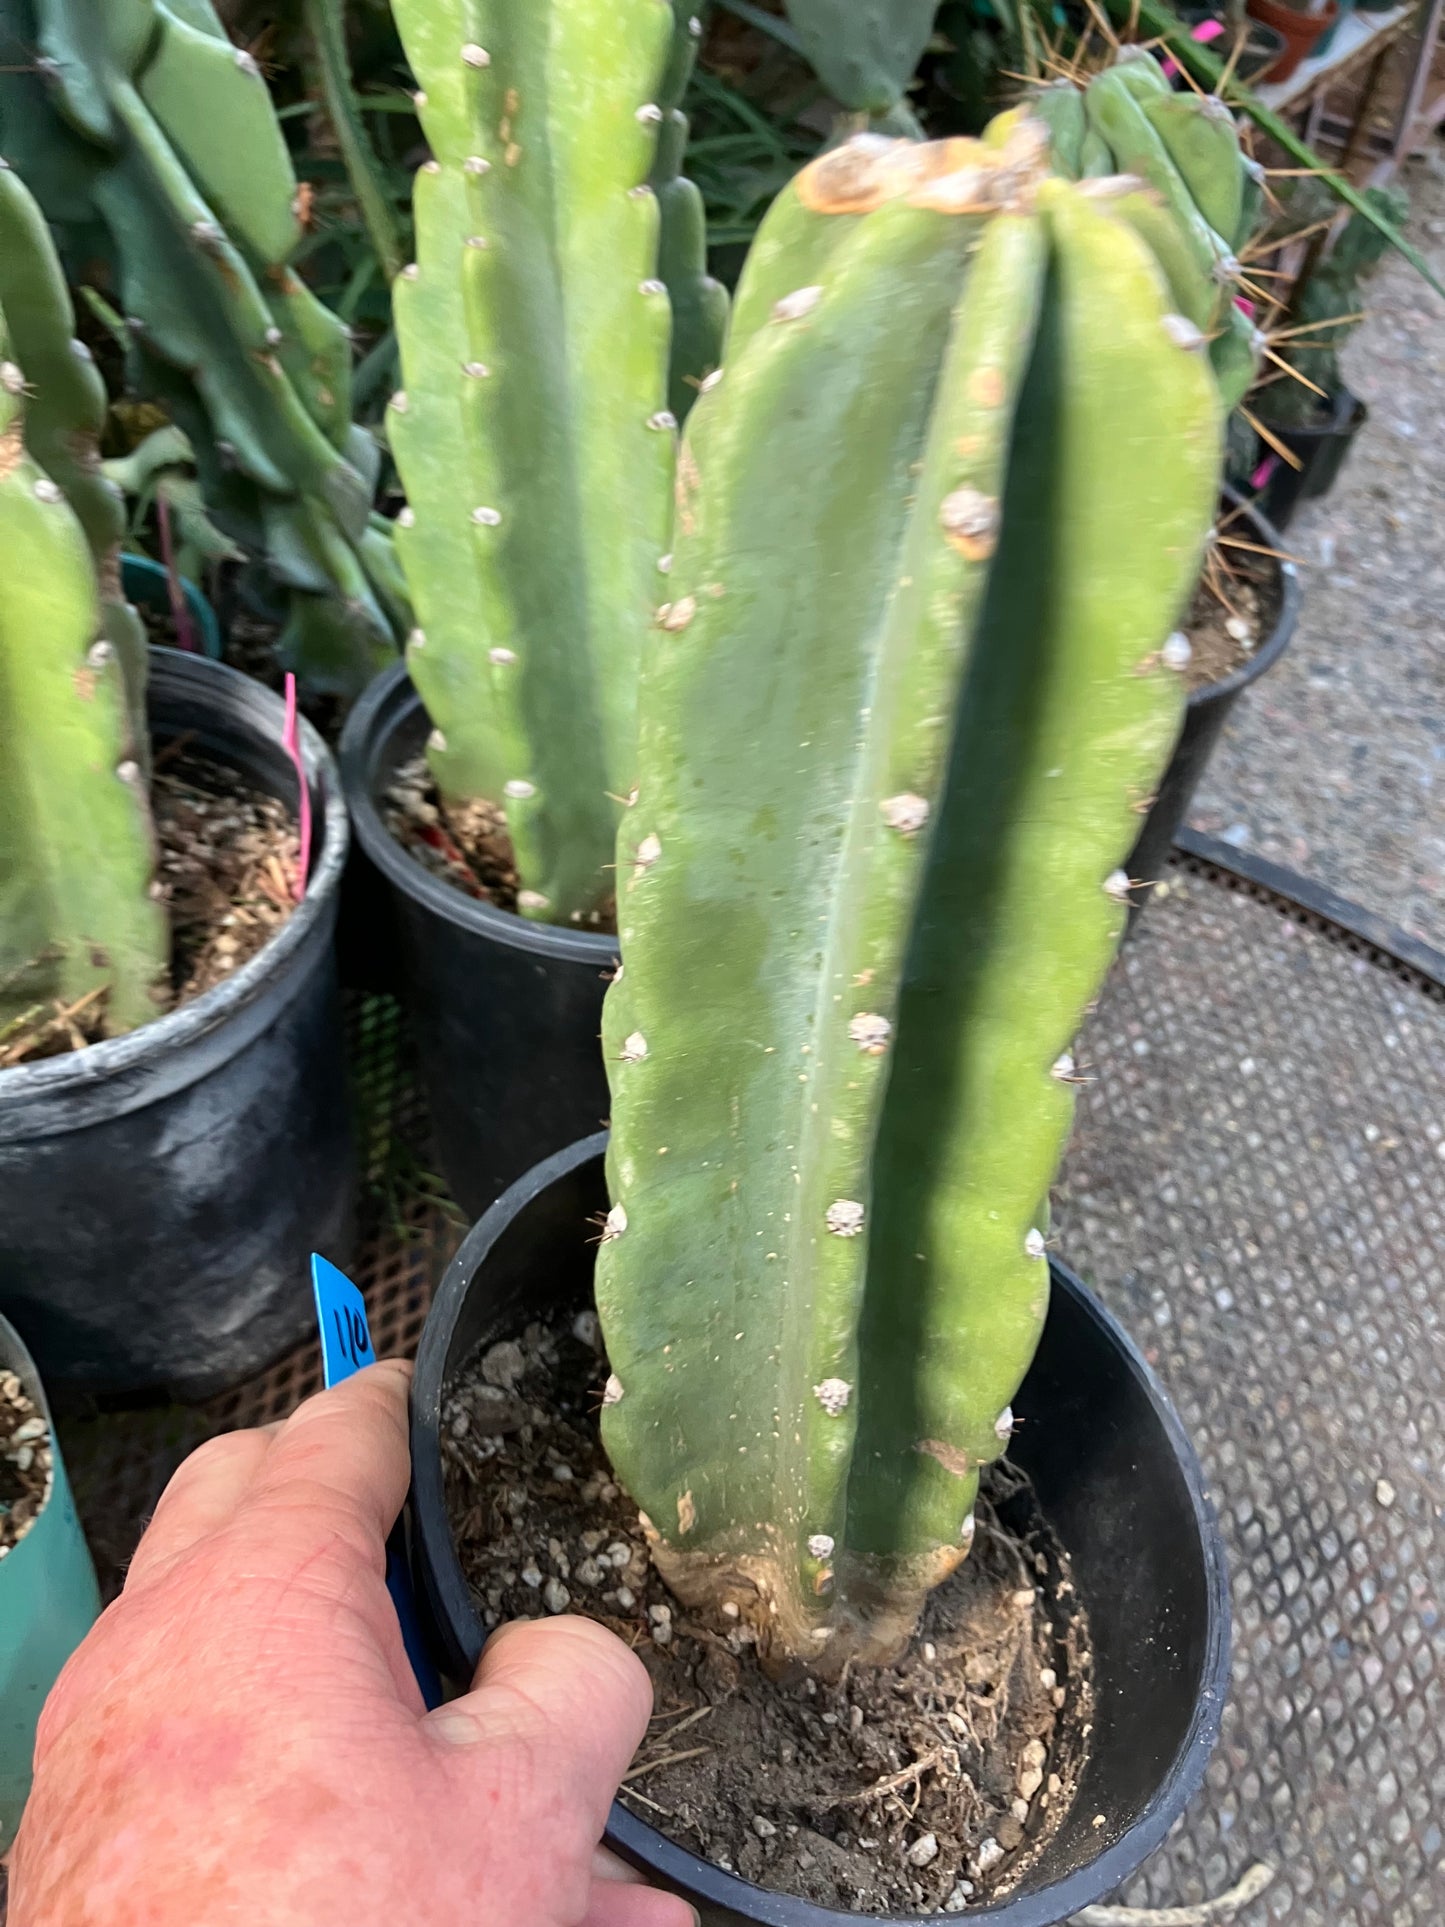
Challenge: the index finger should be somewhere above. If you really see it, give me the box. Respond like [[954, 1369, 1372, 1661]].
[[239, 1357, 414, 1569]]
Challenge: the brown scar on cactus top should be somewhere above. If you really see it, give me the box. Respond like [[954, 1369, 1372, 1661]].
[[796, 122, 1054, 217]]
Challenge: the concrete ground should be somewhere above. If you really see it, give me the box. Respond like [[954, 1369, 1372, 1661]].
[[1191, 157, 1445, 952]]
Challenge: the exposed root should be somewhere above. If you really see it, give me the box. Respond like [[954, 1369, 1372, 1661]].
[[1073, 1862, 1275, 1925]]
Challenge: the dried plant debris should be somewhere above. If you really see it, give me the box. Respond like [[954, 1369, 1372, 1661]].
[[383, 755, 520, 909], [1, 750, 299, 1066], [1183, 536, 1284, 693], [384, 756, 616, 931], [443, 1312, 1092, 1915], [153, 750, 299, 1004], [1, 1370, 53, 1557]]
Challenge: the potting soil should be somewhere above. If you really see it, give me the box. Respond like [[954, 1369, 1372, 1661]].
[[443, 1312, 1091, 1914], [1, 751, 299, 1066], [154, 752, 300, 1004], [384, 755, 617, 932], [1182, 542, 1283, 695]]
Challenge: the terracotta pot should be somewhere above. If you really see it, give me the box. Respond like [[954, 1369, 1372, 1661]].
[[1246, 0, 1339, 81]]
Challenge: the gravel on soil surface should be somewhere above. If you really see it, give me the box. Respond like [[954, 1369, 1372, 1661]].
[[442, 1315, 1092, 1915], [1, 1368, 52, 1557], [1191, 156, 1445, 952]]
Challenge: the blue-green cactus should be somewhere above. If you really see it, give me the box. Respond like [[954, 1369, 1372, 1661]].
[[596, 127, 1221, 1667], [783, 0, 942, 119], [0, 0, 404, 693]]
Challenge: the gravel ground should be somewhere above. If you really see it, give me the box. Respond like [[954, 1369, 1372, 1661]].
[[1191, 155, 1445, 953]]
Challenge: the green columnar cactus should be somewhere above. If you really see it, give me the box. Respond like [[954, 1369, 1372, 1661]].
[[0, 165, 164, 1039], [387, 0, 715, 926], [782, 0, 942, 119], [0, 0, 403, 693], [0, 157, 148, 752], [596, 127, 1221, 1670], [651, 2, 727, 422], [1029, 51, 1264, 411]]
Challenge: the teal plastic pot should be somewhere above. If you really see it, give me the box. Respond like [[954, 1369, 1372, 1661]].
[[0, 1313, 101, 1850], [121, 552, 222, 660]]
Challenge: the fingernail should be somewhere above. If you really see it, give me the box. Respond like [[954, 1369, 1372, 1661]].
[[427, 1709, 482, 1746]]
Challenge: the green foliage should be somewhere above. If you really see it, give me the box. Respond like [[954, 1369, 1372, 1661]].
[[597, 126, 1221, 1667], [0, 0, 404, 693], [680, 61, 824, 258], [781, 0, 942, 116], [386, 0, 721, 927], [0, 161, 165, 1043], [301, 0, 407, 287]]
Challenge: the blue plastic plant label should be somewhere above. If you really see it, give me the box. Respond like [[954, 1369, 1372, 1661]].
[[306, 1254, 443, 1707], [311, 1253, 376, 1388]]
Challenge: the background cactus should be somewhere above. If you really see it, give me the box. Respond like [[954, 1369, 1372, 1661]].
[[0, 157, 149, 751], [0, 161, 165, 1041], [387, 0, 717, 926], [1029, 51, 1266, 411], [651, 2, 728, 422], [782, 0, 942, 122], [596, 126, 1221, 1669], [0, 0, 406, 694], [1261, 181, 1407, 429]]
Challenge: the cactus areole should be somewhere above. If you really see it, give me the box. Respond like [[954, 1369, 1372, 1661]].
[[595, 124, 1222, 1674]]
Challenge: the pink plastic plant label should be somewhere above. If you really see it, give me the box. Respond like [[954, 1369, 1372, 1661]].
[[281, 672, 313, 903], [1162, 17, 1225, 78]]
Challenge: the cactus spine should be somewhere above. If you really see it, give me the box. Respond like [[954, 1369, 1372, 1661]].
[[596, 126, 1221, 1669], [0, 162, 164, 1038], [1030, 50, 1264, 410], [0, 0, 402, 693], [388, 0, 715, 926]]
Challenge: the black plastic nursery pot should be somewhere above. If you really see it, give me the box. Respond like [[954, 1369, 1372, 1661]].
[[410, 1136, 1231, 1927], [1257, 385, 1369, 533], [0, 649, 355, 1400], [1127, 492, 1301, 915], [338, 662, 616, 1219]]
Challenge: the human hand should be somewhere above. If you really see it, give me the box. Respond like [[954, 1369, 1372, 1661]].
[[10, 1360, 695, 1927]]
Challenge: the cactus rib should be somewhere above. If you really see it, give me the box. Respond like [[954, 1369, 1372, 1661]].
[[1142, 92, 1244, 247]]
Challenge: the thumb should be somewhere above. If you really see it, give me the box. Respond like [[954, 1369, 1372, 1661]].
[[422, 1616, 659, 1906]]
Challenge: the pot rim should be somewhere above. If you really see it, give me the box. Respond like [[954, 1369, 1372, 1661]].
[[1188, 485, 1302, 713], [338, 661, 619, 966], [411, 1134, 1231, 1927], [1257, 380, 1367, 440], [0, 647, 347, 1108]]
